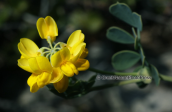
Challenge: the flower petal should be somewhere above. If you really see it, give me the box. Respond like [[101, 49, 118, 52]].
[[53, 75, 68, 93], [50, 68, 63, 83], [18, 38, 39, 58], [20, 38, 39, 54], [37, 72, 52, 88], [27, 74, 39, 93], [67, 30, 84, 47], [60, 47, 70, 61], [18, 58, 33, 73], [80, 48, 88, 59], [36, 56, 53, 73], [28, 57, 41, 74], [36, 17, 48, 39], [70, 33, 85, 50], [18, 43, 30, 58], [28, 56, 53, 74], [70, 42, 86, 63], [61, 63, 74, 77], [74, 59, 90, 71], [45, 16, 58, 42], [20, 55, 25, 59], [51, 47, 70, 67], [66, 62, 78, 75], [51, 50, 62, 68]]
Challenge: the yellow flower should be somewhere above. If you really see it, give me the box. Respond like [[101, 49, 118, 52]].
[[66, 30, 90, 71], [36, 16, 58, 42], [66, 30, 86, 62], [17, 38, 69, 93], [18, 20, 90, 94], [18, 56, 66, 93], [51, 30, 90, 78], [18, 38, 40, 58], [51, 47, 78, 77]]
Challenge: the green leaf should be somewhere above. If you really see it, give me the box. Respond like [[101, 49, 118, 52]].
[[86, 74, 97, 89], [88, 74, 97, 82], [149, 64, 160, 85], [109, 2, 142, 31], [106, 27, 134, 44], [112, 50, 141, 71]]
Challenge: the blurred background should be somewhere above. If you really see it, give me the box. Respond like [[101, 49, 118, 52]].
[[1, 0, 172, 112]]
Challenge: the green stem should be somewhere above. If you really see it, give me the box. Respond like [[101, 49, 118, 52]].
[[88, 67, 138, 76], [41, 47, 51, 51], [54, 48, 61, 51], [42, 51, 50, 55], [137, 28, 141, 40], [54, 42, 61, 49], [88, 79, 142, 92], [159, 74, 172, 82], [47, 36, 53, 49], [46, 53, 51, 59], [139, 46, 146, 66], [132, 27, 137, 38]]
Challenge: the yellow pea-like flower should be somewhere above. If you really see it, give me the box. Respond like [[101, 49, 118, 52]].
[[51, 30, 90, 77], [51, 47, 78, 77], [36, 16, 58, 42], [66, 30, 90, 71], [18, 17, 90, 94], [18, 56, 53, 92], [17, 38, 69, 93], [66, 30, 85, 62], [18, 56, 66, 93]]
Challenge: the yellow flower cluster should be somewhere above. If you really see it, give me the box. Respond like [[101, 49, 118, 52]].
[[17, 16, 90, 93]]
